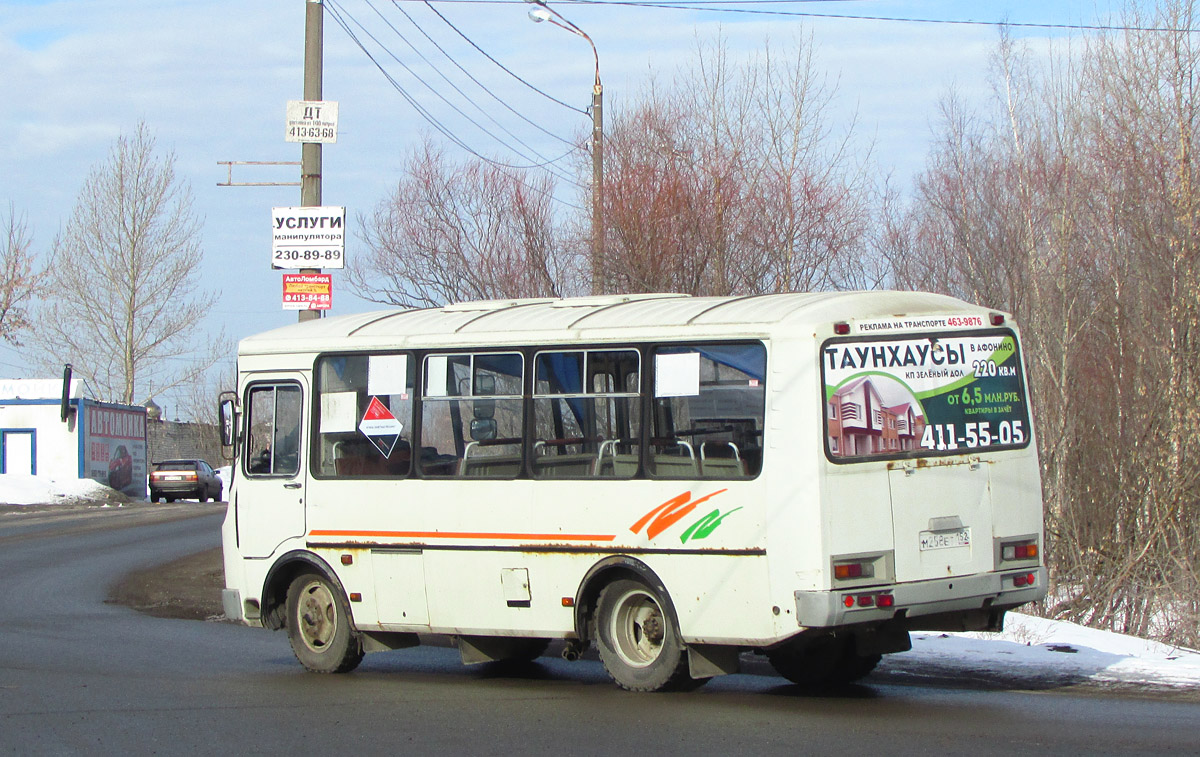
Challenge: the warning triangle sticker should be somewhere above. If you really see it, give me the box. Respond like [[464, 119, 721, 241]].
[[359, 397, 404, 457], [361, 396, 395, 422]]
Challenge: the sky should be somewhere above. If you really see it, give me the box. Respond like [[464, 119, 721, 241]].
[[0, 0, 1137, 414]]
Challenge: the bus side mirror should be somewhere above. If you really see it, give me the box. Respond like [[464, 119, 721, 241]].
[[470, 418, 497, 442], [218, 393, 238, 455]]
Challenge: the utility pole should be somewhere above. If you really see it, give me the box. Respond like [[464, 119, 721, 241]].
[[590, 72, 603, 295], [299, 0, 324, 323]]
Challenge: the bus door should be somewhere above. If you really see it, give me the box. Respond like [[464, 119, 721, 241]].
[[238, 378, 308, 558], [889, 460, 993, 582]]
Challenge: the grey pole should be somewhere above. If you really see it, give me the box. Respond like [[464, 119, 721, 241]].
[[591, 76, 603, 295], [299, 0, 323, 323]]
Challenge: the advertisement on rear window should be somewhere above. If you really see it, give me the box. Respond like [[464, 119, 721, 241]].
[[822, 329, 1030, 461]]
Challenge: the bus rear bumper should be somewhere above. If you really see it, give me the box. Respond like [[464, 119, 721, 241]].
[[794, 567, 1047, 631]]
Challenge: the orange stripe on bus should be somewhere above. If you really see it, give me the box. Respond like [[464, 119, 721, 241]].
[[308, 529, 617, 542]]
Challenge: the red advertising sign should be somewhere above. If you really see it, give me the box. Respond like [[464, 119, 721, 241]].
[[83, 405, 147, 497], [283, 273, 332, 310]]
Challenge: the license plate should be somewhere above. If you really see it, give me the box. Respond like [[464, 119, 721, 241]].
[[920, 527, 971, 551]]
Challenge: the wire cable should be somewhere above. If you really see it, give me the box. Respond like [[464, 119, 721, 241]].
[[421, 0, 587, 112], [389, 0, 583, 147], [326, 1, 588, 209], [362, 0, 583, 181], [568, 1, 1198, 33], [410, 0, 1199, 34], [329, 0, 587, 181]]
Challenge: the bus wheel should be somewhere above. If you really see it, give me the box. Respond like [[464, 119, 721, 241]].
[[286, 572, 364, 674], [830, 650, 881, 684], [767, 635, 878, 687], [594, 579, 699, 692]]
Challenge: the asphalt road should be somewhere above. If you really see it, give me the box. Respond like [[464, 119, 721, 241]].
[[2, 505, 1200, 755]]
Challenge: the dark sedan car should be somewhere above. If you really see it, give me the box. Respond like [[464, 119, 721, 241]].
[[149, 459, 223, 502]]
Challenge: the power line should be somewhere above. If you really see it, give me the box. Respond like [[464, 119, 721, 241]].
[[421, 0, 587, 113], [575, 1, 1200, 32], [326, 2, 472, 148], [360, 0, 583, 182], [330, 1, 570, 172], [392, 0, 585, 147], [325, 1, 588, 210], [328, 1, 583, 177], [372, 0, 588, 187], [412, 0, 1200, 34]]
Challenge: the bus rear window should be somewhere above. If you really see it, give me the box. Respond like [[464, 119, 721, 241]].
[[822, 330, 1031, 461]]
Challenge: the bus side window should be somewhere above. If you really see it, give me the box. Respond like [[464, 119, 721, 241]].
[[315, 354, 414, 479], [532, 349, 639, 480], [419, 352, 523, 478], [650, 343, 766, 479]]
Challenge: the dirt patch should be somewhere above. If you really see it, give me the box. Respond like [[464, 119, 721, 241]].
[[107, 546, 227, 621]]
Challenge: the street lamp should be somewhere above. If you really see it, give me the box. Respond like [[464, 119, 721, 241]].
[[525, 0, 604, 294]]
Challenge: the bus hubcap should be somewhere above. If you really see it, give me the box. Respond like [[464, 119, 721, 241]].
[[297, 581, 336, 651], [611, 589, 666, 667]]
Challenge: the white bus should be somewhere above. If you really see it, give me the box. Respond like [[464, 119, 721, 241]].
[[219, 291, 1046, 691]]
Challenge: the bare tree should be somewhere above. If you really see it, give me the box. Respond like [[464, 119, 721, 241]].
[[599, 36, 876, 296], [0, 204, 46, 345], [349, 139, 580, 307], [167, 359, 237, 424], [31, 122, 223, 405], [884, 1, 1200, 646]]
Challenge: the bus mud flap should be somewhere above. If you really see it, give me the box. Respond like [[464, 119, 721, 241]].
[[855, 621, 912, 656], [688, 644, 741, 679], [361, 631, 420, 653]]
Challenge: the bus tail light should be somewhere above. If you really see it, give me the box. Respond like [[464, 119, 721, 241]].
[[1000, 538, 1039, 563], [834, 561, 874, 581], [1013, 573, 1037, 588], [833, 322, 851, 335], [990, 312, 1006, 326], [843, 592, 894, 609], [831, 552, 893, 587]]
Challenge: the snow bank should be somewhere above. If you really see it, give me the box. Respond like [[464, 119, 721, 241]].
[[0, 474, 120, 506], [893, 612, 1200, 689]]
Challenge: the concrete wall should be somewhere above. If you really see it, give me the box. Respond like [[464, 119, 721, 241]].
[[147, 420, 224, 467]]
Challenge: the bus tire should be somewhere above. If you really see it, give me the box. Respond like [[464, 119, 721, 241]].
[[286, 571, 364, 674], [594, 578, 698, 692], [767, 635, 878, 687], [831, 650, 881, 684]]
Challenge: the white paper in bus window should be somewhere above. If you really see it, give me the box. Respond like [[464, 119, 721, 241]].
[[655, 352, 700, 398], [368, 354, 408, 396], [425, 355, 449, 397], [319, 391, 358, 433]]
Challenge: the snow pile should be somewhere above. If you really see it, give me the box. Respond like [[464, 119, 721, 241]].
[[0, 473, 121, 506], [887, 612, 1200, 689]]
